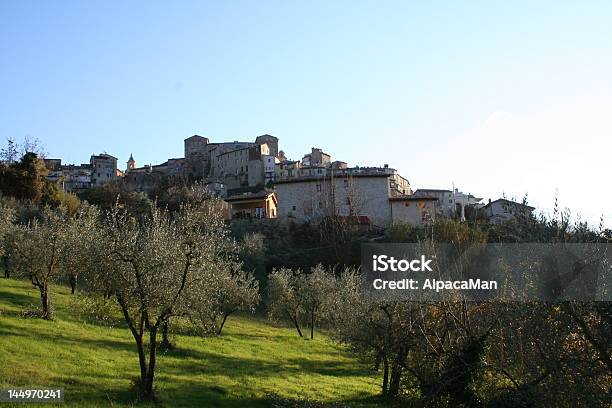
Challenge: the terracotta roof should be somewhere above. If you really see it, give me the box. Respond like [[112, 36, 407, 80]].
[[225, 191, 276, 202]]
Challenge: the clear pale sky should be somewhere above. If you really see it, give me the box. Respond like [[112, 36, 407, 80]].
[[1, 1, 611, 227]]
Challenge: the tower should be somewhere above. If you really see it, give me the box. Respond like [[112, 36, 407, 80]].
[[255, 134, 279, 157], [184, 135, 209, 157], [126, 153, 136, 172]]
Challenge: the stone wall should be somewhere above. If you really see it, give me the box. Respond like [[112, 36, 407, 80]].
[[390, 198, 437, 226], [275, 175, 393, 227]]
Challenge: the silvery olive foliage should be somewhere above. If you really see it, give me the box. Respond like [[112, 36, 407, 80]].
[[0, 202, 16, 278], [0, 203, 16, 257], [81, 197, 252, 400], [188, 261, 260, 336], [267, 265, 336, 339], [267, 267, 308, 337], [323, 263, 611, 407], [11, 205, 99, 319], [61, 203, 101, 294]]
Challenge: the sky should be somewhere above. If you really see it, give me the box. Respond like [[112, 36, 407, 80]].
[[1, 1, 611, 227]]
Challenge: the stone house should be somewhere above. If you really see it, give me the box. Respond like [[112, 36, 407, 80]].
[[482, 198, 534, 224], [45, 154, 118, 192], [225, 191, 278, 219], [390, 196, 438, 226], [414, 188, 483, 220], [90, 154, 118, 187], [275, 167, 410, 227]]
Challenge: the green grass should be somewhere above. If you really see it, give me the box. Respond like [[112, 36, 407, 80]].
[[0, 278, 381, 407]]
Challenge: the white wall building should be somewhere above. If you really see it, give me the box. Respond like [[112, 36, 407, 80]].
[[482, 199, 534, 224]]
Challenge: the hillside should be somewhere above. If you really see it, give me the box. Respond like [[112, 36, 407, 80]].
[[0, 279, 380, 407]]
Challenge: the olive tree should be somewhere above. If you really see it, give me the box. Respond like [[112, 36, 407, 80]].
[[300, 265, 335, 339], [323, 268, 408, 397], [62, 203, 100, 294], [11, 206, 97, 318], [268, 267, 307, 337], [84, 199, 237, 400], [188, 262, 260, 336], [267, 265, 335, 339], [0, 203, 16, 278]]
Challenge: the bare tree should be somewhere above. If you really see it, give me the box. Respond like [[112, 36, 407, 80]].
[[0, 136, 46, 163], [0, 138, 19, 164], [317, 173, 368, 264]]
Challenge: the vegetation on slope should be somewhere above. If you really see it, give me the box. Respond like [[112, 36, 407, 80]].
[[0, 278, 380, 407]]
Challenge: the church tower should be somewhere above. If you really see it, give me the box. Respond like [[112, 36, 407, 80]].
[[126, 153, 136, 172]]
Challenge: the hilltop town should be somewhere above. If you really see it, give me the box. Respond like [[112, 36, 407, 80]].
[[43, 134, 534, 226]]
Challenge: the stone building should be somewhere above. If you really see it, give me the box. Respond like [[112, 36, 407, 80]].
[[44, 160, 93, 192], [90, 154, 118, 187], [302, 147, 331, 167], [44, 153, 118, 192], [274, 167, 411, 227], [126, 154, 136, 172], [255, 134, 279, 157], [413, 188, 483, 220], [482, 198, 534, 224], [122, 134, 280, 195], [390, 196, 438, 225], [184, 135, 209, 157], [210, 144, 267, 190], [225, 190, 278, 219]]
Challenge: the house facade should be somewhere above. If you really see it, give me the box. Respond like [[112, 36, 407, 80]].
[[482, 199, 534, 223], [226, 191, 278, 219], [275, 167, 411, 227]]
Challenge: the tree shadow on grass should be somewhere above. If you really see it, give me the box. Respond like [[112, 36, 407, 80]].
[[0, 288, 36, 309], [161, 347, 372, 380], [0, 325, 32, 338], [153, 383, 385, 408], [2, 286, 379, 407], [2, 317, 371, 378], [0, 318, 136, 354]]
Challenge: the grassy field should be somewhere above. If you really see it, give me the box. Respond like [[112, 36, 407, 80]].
[[0, 278, 381, 407]]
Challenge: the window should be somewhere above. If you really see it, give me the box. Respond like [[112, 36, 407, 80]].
[[316, 183, 321, 192], [318, 169, 322, 174], [292, 205, 297, 211], [318, 202, 323, 209]]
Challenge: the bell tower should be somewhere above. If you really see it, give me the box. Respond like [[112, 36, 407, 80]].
[[126, 153, 136, 172]]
